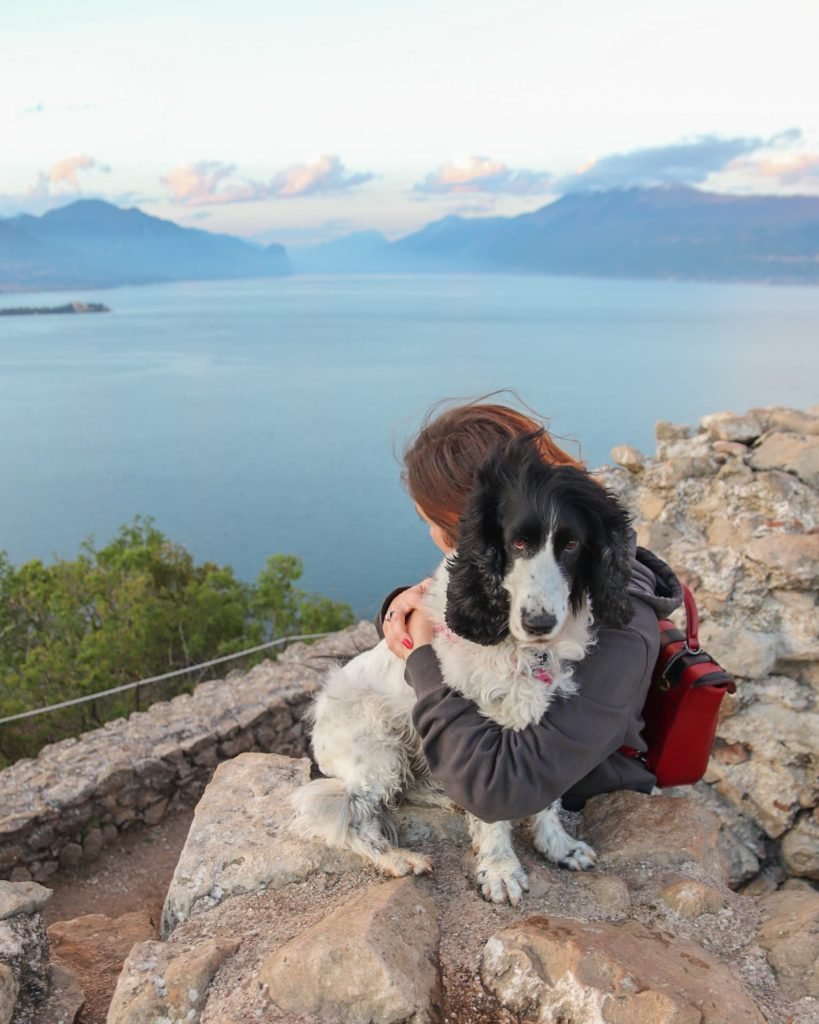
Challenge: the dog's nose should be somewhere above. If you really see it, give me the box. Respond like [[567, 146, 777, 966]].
[[520, 610, 558, 635]]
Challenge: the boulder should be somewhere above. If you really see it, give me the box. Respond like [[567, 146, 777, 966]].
[[161, 753, 363, 937], [0, 882, 51, 1024], [0, 964, 17, 1024], [757, 888, 819, 999], [0, 883, 52, 922], [107, 936, 239, 1024], [481, 915, 765, 1023], [745, 532, 819, 589], [47, 910, 155, 1024], [611, 444, 645, 472], [700, 410, 766, 443], [258, 878, 441, 1024], [659, 878, 726, 918], [750, 431, 819, 489], [655, 420, 693, 442], [31, 964, 84, 1024], [780, 813, 819, 879], [697, 622, 777, 679], [582, 791, 727, 883]]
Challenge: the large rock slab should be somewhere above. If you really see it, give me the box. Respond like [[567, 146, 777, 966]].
[[161, 753, 363, 937], [481, 915, 766, 1024], [258, 878, 441, 1024]]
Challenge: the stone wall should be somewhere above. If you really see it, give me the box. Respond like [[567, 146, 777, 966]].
[[0, 624, 377, 885], [598, 404, 818, 889]]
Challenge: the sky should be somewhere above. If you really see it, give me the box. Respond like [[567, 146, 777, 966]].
[[1, 0, 818, 245]]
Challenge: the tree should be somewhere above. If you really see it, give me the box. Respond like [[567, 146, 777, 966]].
[[0, 519, 354, 765]]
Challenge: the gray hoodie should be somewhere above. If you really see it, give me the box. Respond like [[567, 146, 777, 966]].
[[379, 541, 683, 822]]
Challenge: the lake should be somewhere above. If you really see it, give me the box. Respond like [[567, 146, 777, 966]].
[[1, 273, 817, 617]]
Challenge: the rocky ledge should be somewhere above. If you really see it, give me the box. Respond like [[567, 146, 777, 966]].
[[599, 404, 818, 891], [101, 752, 817, 1024]]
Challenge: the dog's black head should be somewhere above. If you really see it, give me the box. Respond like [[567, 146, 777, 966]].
[[445, 434, 633, 645]]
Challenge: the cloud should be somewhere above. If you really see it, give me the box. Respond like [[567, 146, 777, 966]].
[[161, 155, 374, 206], [556, 131, 802, 192], [48, 154, 110, 189], [0, 155, 115, 216], [413, 156, 552, 197], [270, 155, 374, 197], [726, 148, 819, 187], [161, 161, 258, 205]]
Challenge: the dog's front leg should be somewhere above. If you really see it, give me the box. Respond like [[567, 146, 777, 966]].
[[531, 801, 596, 870], [467, 815, 529, 906]]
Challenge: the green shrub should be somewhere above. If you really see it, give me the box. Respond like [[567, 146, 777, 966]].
[[0, 518, 354, 765]]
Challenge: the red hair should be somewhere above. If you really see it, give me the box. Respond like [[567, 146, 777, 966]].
[[403, 398, 583, 548]]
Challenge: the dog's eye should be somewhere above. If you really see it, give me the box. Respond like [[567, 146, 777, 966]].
[[564, 539, 579, 552], [512, 538, 527, 551]]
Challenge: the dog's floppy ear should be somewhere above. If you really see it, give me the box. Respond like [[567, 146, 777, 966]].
[[445, 447, 511, 645], [584, 486, 634, 630]]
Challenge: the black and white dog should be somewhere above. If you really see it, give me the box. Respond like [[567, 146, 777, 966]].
[[291, 435, 633, 905]]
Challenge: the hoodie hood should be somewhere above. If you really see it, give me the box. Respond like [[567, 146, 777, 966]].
[[624, 531, 683, 618]]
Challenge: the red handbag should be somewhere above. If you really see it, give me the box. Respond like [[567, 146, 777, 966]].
[[637, 583, 736, 787]]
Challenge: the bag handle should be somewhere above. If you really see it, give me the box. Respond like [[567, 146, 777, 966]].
[[681, 582, 700, 651]]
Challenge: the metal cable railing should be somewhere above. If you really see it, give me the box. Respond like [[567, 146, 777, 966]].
[[0, 631, 334, 726]]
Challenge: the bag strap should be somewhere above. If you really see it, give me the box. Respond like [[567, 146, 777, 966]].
[[681, 582, 700, 652]]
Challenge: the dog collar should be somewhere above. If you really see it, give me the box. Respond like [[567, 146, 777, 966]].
[[529, 650, 554, 685]]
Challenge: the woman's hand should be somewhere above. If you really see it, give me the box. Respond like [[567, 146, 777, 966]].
[[383, 578, 435, 660]]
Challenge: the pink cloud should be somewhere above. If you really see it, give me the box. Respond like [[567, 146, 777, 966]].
[[753, 154, 819, 185], [22, 154, 111, 200], [50, 154, 97, 188], [414, 156, 552, 196], [161, 155, 374, 206]]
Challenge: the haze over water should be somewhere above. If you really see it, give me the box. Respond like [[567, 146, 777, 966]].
[[1, 273, 817, 616]]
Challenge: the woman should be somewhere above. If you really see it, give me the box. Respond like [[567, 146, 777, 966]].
[[380, 399, 683, 821]]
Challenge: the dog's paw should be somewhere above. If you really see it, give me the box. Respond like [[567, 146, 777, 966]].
[[378, 848, 434, 877], [537, 834, 597, 871], [476, 861, 529, 906], [558, 839, 597, 871], [533, 816, 598, 872]]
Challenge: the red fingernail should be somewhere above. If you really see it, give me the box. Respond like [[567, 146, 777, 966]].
[[402, 638, 413, 649]]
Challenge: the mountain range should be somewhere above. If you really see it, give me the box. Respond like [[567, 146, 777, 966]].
[[0, 200, 290, 292], [2, 187, 818, 291]]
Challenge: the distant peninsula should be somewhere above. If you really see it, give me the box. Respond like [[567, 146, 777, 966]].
[[0, 301, 110, 316]]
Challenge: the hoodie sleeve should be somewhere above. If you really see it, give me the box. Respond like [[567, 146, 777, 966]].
[[405, 596, 660, 823]]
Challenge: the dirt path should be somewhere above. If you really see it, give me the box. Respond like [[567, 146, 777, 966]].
[[44, 807, 195, 927], [42, 807, 195, 1024]]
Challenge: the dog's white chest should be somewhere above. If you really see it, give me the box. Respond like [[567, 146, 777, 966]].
[[431, 635, 561, 731]]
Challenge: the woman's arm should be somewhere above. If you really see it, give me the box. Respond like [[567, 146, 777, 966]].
[[405, 597, 660, 823]]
